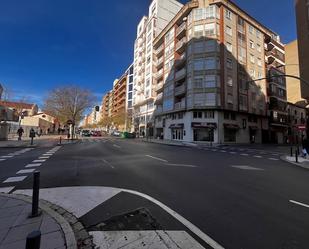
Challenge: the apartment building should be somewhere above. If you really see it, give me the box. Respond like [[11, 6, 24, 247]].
[[0, 84, 3, 99], [112, 74, 127, 131], [287, 102, 307, 144], [133, 0, 183, 136], [152, 0, 286, 144], [295, 0, 309, 99], [101, 91, 112, 121], [285, 40, 305, 105]]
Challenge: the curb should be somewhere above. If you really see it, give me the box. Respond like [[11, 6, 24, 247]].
[[0, 193, 78, 249], [280, 155, 309, 170]]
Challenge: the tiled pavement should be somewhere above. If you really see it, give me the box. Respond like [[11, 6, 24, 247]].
[[0, 195, 66, 249]]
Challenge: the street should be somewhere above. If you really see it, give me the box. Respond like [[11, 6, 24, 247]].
[[0, 137, 309, 248]]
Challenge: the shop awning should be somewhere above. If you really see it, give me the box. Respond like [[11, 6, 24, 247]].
[[169, 123, 184, 129], [191, 122, 217, 129], [224, 124, 240, 130], [249, 126, 259, 130]]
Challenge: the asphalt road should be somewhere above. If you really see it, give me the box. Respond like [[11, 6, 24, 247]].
[[1, 137, 309, 249]]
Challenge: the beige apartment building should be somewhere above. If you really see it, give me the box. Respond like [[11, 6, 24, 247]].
[[285, 40, 306, 105], [295, 0, 309, 99], [133, 0, 183, 136], [152, 0, 286, 144]]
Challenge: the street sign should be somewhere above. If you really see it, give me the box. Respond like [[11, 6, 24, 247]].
[[67, 120, 74, 125]]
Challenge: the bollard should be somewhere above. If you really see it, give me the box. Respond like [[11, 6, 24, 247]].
[[31, 172, 41, 218], [26, 230, 41, 249], [290, 147, 293, 157], [295, 149, 298, 163], [59, 136, 62, 145]]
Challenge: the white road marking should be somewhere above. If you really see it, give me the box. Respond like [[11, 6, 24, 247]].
[[254, 155, 262, 158], [44, 153, 53, 156], [25, 163, 42, 168], [39, 156, 50, 159], [240, 154, 249, 156], [0, 186, 15, 193], [165, 163, 197, 168], [113, 144, 121, 149], [272, 154, 279, 156], [102, 159, 115, 169], [0, 159, 6, 162], [33, 159, 46, 163], [145, 155, 168, 163], [16, 169, 36, 174], [220, 150, 227, 153], [1, 156, 13, 158], [3, 176, 27, 183], [15, 186, 224, 249], [231, 165, 264, 171], [211, 149, 217, 152], [289, 200, 309, 209], [268, 158, 279, 161], [229, 152, 236, 154]]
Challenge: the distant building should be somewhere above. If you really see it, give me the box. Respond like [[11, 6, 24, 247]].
[[285, 40, 306, 105], [21, 112, 60, 134], [287, 102, 307, 144], [112, 73, 127, 131], [0, 101, 38, 122], [0, 84, 3, 100], [295, 0, 309, 99]]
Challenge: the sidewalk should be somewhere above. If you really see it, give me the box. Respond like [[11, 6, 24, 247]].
[[281, 155, 309, 170], [141, 138, 200, 147], [0, 194, 68, 249], [0, 135, 77, 148]]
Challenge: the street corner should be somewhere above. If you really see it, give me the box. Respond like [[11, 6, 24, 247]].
[[281, 155, 309, 170], [13, 186, 221, 249], [0, 193, 71, 249]]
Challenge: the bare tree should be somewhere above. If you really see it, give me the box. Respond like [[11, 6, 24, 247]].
[[44, 86, 95, 137]]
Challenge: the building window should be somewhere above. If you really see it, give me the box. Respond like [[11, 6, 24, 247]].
[[194, 8, 204, 20], [227, 42, 233, 53], [249, 40, 255, 49], [205, 40, 217, 51], [205, 23, 216, 36], [231, 113, 236, 120], [194, 41, 204, 53], [227, 76, 233, 86], [227, 58, 233, 69], [129, 84, 133, 91], [224, 112, 230, 119], [194, 76, 204, 88], [205, 110, 215, 118], [257, 58, 262, 67], [225, 9, 232, 20], [193, 59, 204, 70], [205, 75, 216, 88], [205, 93, 216, 106], [194, 25, 204, 37], [249, 25, 254, 34], [250, 54, 255, 63], [226, 25, 232, 36], [128, 92, 132, 100], [257, 44, 261, 52], [227, 93, 233, 104], [193, 111, 203, 119], [205, 58, 216, 69], [256, 30, 261, 39]]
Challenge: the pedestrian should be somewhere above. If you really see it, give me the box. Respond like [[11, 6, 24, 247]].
[[17, 127, 24, 141], [302, 148, 308, 158]]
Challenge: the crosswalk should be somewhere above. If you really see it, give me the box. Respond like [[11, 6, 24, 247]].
[[80, 137, 116, 143], [201, 146, 281, 161]]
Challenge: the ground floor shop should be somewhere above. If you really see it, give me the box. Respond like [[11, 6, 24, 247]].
[[154, 110, 269, 144]]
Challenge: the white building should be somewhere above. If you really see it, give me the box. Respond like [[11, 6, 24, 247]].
[[133, 0, 183, 136]]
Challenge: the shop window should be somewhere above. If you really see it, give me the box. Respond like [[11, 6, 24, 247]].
[[224, 129, 236, 142], [193, 111, 203, 119]]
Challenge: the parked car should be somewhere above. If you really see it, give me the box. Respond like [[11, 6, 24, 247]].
[[111, 130, 121, 137], [81, 130, 91, 137], [92, 131, 102, 137]]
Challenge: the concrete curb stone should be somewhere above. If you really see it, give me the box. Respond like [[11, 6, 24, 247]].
[[280, 155, 309, 170]]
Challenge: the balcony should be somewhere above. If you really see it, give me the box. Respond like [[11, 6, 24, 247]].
[[175, 53, 186, 68], [155, 44, 164, 57], [175, 84, 186, 97], [175, 68, 186, 81], [176, 37, 187, 53], [156, 56, 164, 69], [156, 69, 164, 79], [155, 81, 164, 92], [154, 93, 163, 105], [176, 22, 186, 38], [174, 100, 186, 110]]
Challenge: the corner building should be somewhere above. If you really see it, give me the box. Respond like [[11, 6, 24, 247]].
[[153, 0, 286, 144], [133, 0, 183, 136]]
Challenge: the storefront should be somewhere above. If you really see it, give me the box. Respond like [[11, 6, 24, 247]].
[[224, 124, 240, 143], [170, 123, 184, 141], [192, 122, 216, 142]]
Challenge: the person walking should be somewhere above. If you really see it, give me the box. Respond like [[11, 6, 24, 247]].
[[17, 127, 24, 141]]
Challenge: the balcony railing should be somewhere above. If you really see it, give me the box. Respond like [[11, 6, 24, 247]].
[[175, 68, 186, 81], [156, 69, 164, 79], [154, 93, 163, 104], [175, 84, 186, 96], [156, 57, 164, 68], [176, 37, 187, 52], [155, 44, 164, 55], [155, 81, 164, 92], [176, 22, 186, 38], [174, 100, 186, 110]]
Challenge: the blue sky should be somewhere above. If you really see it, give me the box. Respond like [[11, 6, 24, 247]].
[[0, 0, 296, 107]]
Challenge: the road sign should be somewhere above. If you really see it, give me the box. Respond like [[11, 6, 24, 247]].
[[297, 125, 306, 131]]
